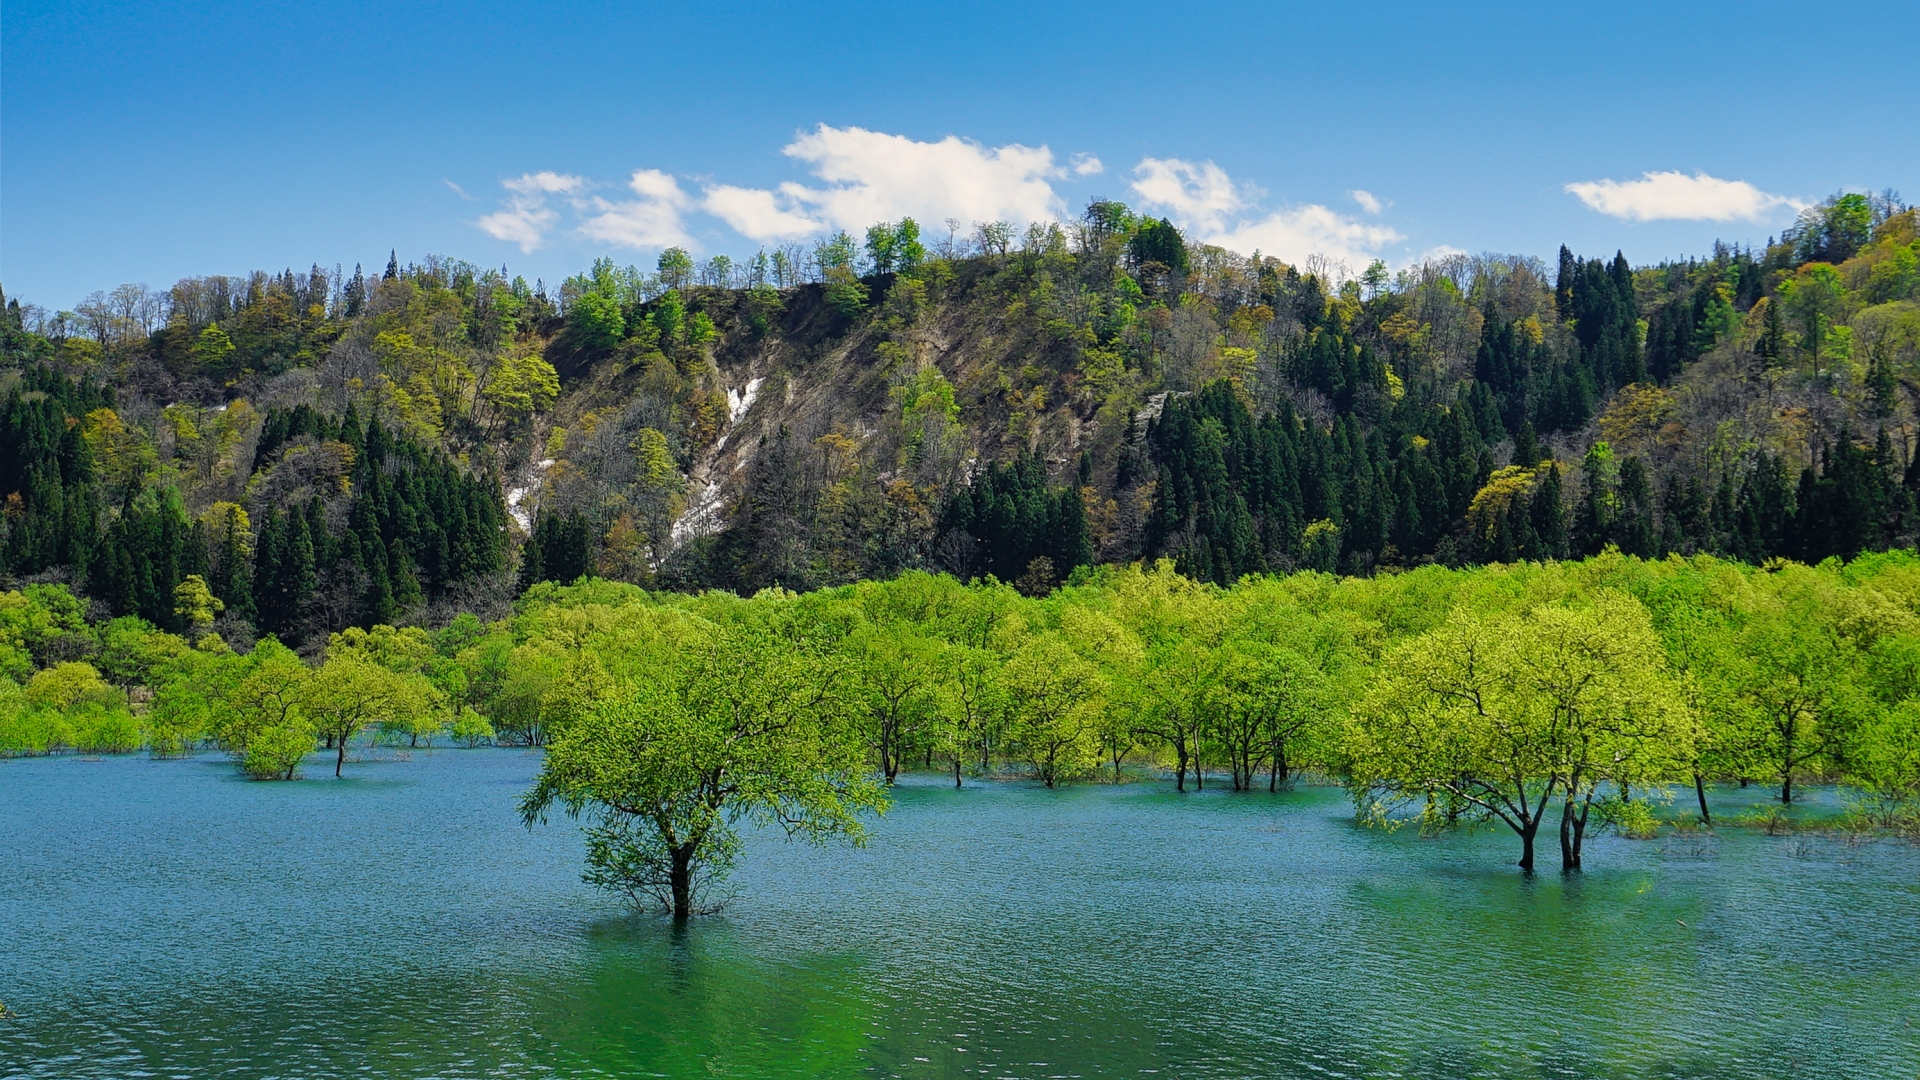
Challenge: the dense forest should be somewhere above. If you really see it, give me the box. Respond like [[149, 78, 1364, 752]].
[[2, 190, 1917, 648]]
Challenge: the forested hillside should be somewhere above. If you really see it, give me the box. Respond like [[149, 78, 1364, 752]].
[[2, 191, 1916, 647]]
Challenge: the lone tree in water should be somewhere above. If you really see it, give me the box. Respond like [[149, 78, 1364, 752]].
[[520, 606, 886, 919]]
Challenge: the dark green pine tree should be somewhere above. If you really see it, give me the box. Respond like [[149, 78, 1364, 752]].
[[305, 498, 335, 572], [252, 510, 286, 635], [1732, 453, 1795, 561], [283, 508, 317, 634], [1615, 457, 1657, 557], [1529, 464, 1568, 559], [1660, 475, 1710, 556], [211, 509, 254, 622], [1758, 298, 1785, 365], [515, 529, 546, 595], [1575, 452, 1615, 556], [362, 533, 397, 627], [1051, 486, 1093, 576], [391, 542, 424, 610], [1556, 245, 1577, 318], [1512, 421, 1543, 468]]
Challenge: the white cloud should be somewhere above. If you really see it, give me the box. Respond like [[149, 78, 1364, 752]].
[[1209, 205, 1406, 271], [702, 184, 821, 242], [1128, 157, 1249, 234], [1565, 170, 1801, 222], [1129, 157, 1403, 269], [773, 124, 1067, 237], [478, 172, 590, 252], [473, 133, 1430, 267], [477, 203, 558, 252], [576, 169, 695, 250]]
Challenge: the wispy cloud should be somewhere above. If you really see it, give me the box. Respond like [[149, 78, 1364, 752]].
[[1350, 189, 1384, 215], [443, 179, 475, 201], [1565, 170, 1802, 222]]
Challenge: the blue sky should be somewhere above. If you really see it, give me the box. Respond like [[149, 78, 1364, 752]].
[[4, 0, 1914, 309]]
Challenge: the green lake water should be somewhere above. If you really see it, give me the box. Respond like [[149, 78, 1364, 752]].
[[1, 750, 1915, 1079]]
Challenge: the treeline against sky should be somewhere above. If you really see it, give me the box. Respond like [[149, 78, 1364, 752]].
[[1, 191, 1917, 643]]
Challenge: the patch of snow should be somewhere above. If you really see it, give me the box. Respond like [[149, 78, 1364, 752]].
[[505, 457, 556, 532], [727, 377, 764, 426], [671, 480, 724, 545], [671, 381, 764, 539]]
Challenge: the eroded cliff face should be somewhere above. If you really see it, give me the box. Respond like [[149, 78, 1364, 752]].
[[518, 257, 1159, 591]]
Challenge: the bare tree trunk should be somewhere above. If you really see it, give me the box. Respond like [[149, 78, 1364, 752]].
[[1780, 721, 1795, 804], [335, 733, 348, 778], [1559, 797, 1589, 872], [1694, 771, 1711, 825], [669, 843, 695, 920]]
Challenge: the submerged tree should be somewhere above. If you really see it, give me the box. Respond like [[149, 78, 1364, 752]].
[[519, 608, 886, 919], [1349, 592, 1693, 872]]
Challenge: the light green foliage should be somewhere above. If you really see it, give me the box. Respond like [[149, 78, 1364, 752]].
[[330, 624, 435, 673], [521, 601, 886, 918], [9, 542, 1920, 879], [648, 290, 685, 341], [1301, 519, 1341, 573], [0, 585, 91, 675], [845, 622, 944, 783], [1350, 590, 1694, 871], [220, 639, 315, 779], [172, 575, 223, 633], [302, 654, 439, 775], [26, 662, 120, 710], [191, 323, 235, 370], [1779, 263, 1849, 371], [451, 707, 494, 747], [0, 679, 35, 754], [1001, 633, 1104, 788], [481, 350, 560, 427], [569, 293, 626, 353], [145, 640, 249, 757], [1716, 570, 1872, 804], [95, 617, 190, 688]]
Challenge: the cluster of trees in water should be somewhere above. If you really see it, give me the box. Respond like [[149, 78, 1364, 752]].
[[7, 551, 1920, 915]]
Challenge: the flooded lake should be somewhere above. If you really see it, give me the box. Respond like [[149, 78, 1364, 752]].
[[1, 750, 1914, 1078]]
